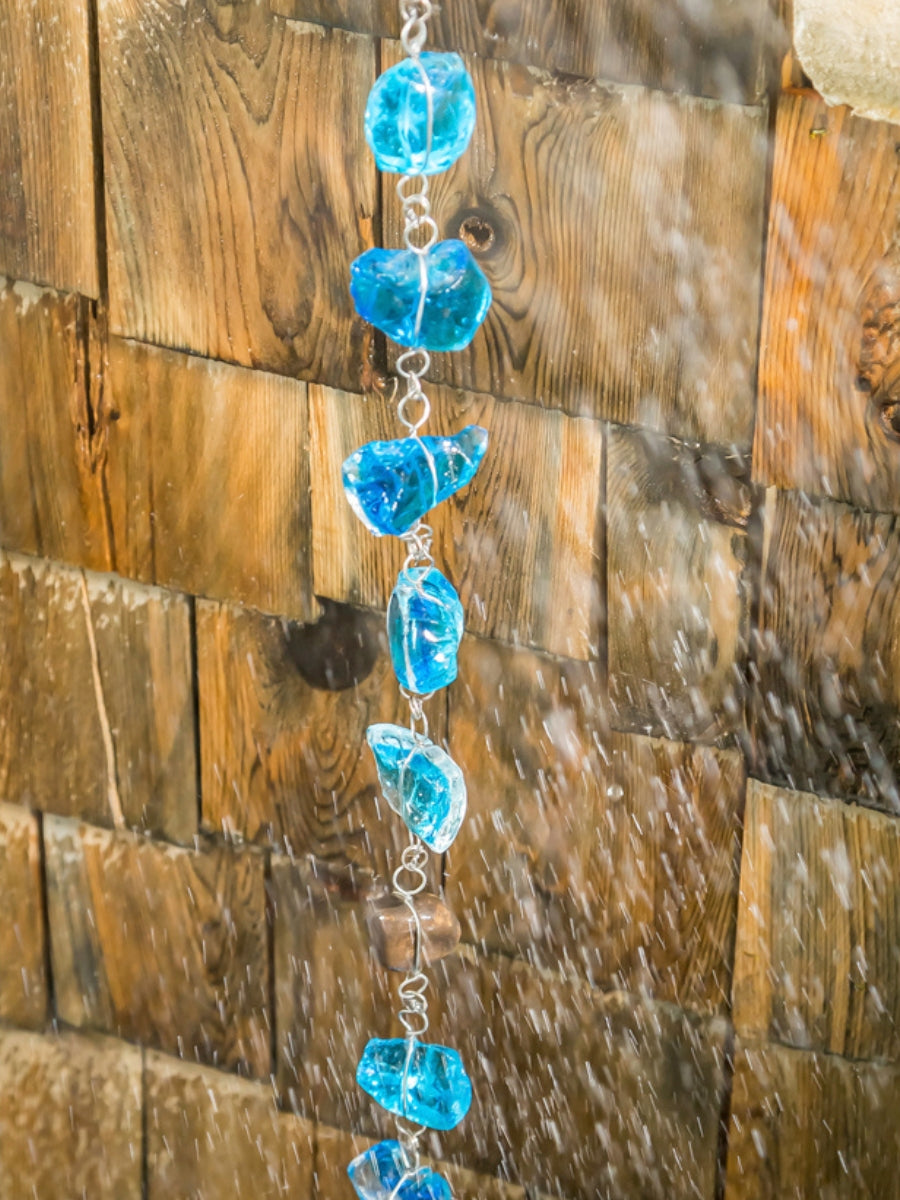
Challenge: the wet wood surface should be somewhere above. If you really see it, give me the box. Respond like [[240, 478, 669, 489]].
[[750, 488, 900, 812], [607, 426, 750, 741], [270, 0, 773, 103], [196, 597, 436, 871], [0, 1030, 143, 1199], [310, 382, 604, 659], [448, 635, 743, 1015], [724, 1038, 900, 1199], [107, 337, 314, 620], [146, 1052, 315, 1199], [0, 552, 197, 841], [0, 281, 111, 570], [0, 0, 98, 295], [0, 802, 46, 1029], [756, 93, 900, 513], [734, 779, 900, 1061], [382, 48, 768, 446], [44, 816, 270, 1077], [99, 2, 375, 391]]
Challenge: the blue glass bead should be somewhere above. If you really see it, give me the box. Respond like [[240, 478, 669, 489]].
[[367, 724, 466, 852], [350, 240, 491, 351], [357, 1038, 472, 1131], [388, 568, 463, 694], [342, 426, 488, 538], [365, 52, 476, 175], [348, 1140, 451, 1200]]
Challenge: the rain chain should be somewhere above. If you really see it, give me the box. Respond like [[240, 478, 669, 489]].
[[342, 4, 492, 1198]]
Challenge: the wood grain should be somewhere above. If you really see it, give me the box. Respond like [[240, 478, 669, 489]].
[[382, 50, 768, 445], [756, 93, 900, 513], [197, 597, 441, 875], [45, 816, 269, 1077], [146, 1051, 315, 1199], [310, 382, 604, 659], [0, 551, 197, 841], [448, 636, 743, 1014], [607, 425, 750, 741], [750, 488, 900, 812], [734, 779, 900, 1061], [272, 855, 398, 1131], [0, 281, 113, 570], [0, 1, 98, 295], [724, 1038, 900, 1199], [0, 1029, 142, 1199], [270, 0, 773, 104], [425, 951, 728, 1197], [0, 802, 46, 1029], [100, 2, 375, 390], [107, 336, 314, 620]]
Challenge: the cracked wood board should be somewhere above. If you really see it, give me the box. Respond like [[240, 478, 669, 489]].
[[45, 815, 270, 1077], [270, 0, 773, 104], [106, 336, 314, 621], [99, 3, 375, 390], [0, 280, 112, 570], [0, 0, 98, 295], [0, 551, 196, 841]]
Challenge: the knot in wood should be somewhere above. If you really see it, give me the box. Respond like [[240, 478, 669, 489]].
[[857, 280, 900, 442], [459, 213, 496, 255]]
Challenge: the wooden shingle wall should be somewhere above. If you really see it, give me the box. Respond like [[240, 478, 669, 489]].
[[2, 0, 900, 1196]]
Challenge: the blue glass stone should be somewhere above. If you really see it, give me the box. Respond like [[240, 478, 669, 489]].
[[367, 724, 466, 852], [342, 426, 488, 538], [365, 52, 476, 175], [348, 1140, 451, 1200], [388, 568, 463, 694], [357, 1038, 472, 1131], [350, 240, 491, 351]]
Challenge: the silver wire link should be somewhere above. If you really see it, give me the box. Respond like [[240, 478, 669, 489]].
[[402, 521, 434, 571], [399, 688, 434, 739], [400, 0, 435, 57], [395, 347, 432, 433]]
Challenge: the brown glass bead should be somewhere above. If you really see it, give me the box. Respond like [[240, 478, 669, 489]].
[[366, 892, 461, 972]]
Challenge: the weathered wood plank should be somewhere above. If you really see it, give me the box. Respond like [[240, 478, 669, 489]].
[[607, 425, 750, 740], [448, 637, 743, 1015], [0, 280, 112, 569], [270, 0, 772, 104], [724, 1038, 900, 1199], [428, 952, 727, 1196], [755, 93, 900, 512], [0, 552, 197, 841], [0, 1, 98, 295], [146, 1051, 315, 1198], [750, 488, 900, 812], [197, 598, 441, 872], [381, 52, 768, 445], [107, 337, 314, 620], [0, 1029, 142, 1198], [309, 382, 604, 658], [0, 802, 46, 1028], [272, 856, 398, 1130], [45, 816, 269, 1076], [734, 779, 900, 1061], [100, 3, 375, 390]]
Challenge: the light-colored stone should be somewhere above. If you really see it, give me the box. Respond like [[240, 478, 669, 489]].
[[795, 0, 900, 123]]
